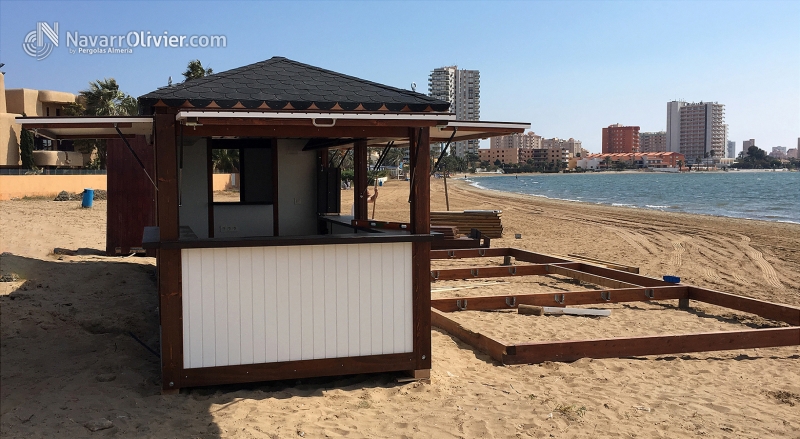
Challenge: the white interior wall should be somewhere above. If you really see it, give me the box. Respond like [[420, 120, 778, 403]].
[[277, 139, 318, 236], [179, 138, 210, 238]]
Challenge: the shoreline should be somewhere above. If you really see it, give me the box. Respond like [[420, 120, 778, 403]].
[[462, 172, 800, 225]]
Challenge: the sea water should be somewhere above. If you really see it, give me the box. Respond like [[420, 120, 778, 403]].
[[469, 171, 800, 224]]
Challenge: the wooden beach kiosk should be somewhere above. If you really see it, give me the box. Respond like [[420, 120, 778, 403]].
[[18, 57, 528, 392]]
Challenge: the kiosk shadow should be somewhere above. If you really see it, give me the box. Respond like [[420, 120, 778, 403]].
[[0, 253, 408, 438]]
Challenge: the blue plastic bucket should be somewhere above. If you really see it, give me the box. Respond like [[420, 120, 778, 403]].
[[82, 189, 94, 208], [663, 275, 680, 284]]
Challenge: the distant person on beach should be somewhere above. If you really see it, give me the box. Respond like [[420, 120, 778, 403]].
[[350, 187, 378, 216]]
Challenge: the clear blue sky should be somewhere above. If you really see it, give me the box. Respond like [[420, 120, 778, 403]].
[[1, 0, 798, 153]]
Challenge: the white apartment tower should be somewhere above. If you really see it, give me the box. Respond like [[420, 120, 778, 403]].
[[429, 66, 481, 157], [666, 101, 726, 162]]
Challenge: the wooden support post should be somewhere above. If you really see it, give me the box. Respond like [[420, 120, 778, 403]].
[[678, 298, 690, 309], [154, 112, 183, 393], [410, 128, 431, 373], [353, 139, 368, 221]]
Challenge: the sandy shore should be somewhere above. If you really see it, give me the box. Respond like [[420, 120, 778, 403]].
[[1, 178, 798, 438]]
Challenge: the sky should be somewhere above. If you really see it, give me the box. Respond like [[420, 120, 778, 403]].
[[1, 0, 798, 154]]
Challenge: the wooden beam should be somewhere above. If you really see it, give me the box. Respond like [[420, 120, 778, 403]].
[[56, 134, 136, 140], [353, 139, 368, 221], [194, 117, 442, 128], [187, 125, 410, 139], [504, 327, 800, 364], [431, 309, 507, 363], [509, 248, 572, 264], [22, 122, 134, 129], [430, 248, 512, 259], [431, 262, 582, 281], [179, 353, 416, 388], [438, 126, 526, 134], [544, 264, 642, 289], [688, 287, 800, 326], [576, 263, 676, 287], [154, 113, 183, 392], [430, 286, 689, 312], [410, 127, 432, 371]]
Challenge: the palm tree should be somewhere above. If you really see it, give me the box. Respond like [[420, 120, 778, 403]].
[[73, 78, 137, 168], [183, 60, 213, 81], [81, 78, 137, 116]]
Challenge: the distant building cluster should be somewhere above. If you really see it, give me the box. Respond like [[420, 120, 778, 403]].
[[480, 131, 583, 167]]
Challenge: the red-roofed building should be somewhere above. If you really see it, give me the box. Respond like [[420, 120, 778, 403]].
[[587, 152, 684, 169]]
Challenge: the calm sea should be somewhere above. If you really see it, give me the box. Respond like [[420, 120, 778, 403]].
[[470, 171, 800, 224]]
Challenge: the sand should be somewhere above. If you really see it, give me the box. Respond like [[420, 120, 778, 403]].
[[1, 178, 799, 438]]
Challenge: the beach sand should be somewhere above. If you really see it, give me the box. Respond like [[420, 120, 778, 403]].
[[1, 178, 798, 438]]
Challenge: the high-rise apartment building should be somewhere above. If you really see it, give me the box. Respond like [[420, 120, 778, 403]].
[[726, 140, 736, 159], [602, 124, 640, 154], [640, 131, 667, 153], [429, 66, 480, 157], [666, 101, 726, 162], [490, 131, 542, 149]]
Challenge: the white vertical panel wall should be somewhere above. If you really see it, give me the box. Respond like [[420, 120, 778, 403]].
[[181, 242, 414, 369]]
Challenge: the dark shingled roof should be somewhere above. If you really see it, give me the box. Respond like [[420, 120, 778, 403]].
[[139, 56, 450, 113]]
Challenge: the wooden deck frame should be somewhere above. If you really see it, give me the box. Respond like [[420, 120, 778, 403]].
[[430, 248, 800, 365]]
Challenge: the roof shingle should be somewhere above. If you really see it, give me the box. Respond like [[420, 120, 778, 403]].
[[139, 57, 450, 114]]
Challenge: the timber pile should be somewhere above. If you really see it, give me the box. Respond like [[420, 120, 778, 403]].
[[430, 210, 503, 238], [431, 226, 459, 239]]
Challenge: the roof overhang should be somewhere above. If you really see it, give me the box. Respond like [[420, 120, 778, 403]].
[[15, 116, 154, 140], [14, 112, 530, 145], [175, 110, 529, 148]]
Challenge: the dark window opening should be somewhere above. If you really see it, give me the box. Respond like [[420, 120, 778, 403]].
[[211, 139, 273, 205]]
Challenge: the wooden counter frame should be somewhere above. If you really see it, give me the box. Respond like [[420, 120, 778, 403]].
[[430, 248, 800, 365], [150, 109, 435, 392]]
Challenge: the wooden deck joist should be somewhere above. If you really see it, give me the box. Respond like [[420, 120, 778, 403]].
[[687, 286, 800, 326], [430, 247, 511, 259], [430, 286, 689, 312], [502, 327, 800, 364], [431, 309, 507, 362], [544, 264, 642, 289], [431, 262, 582, 281]]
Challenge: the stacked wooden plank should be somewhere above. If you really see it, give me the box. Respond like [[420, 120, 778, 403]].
[[430, 210, 503, 238], [431, 226, 459, 239]]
